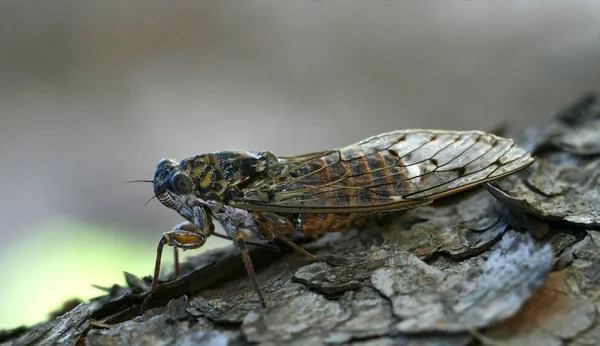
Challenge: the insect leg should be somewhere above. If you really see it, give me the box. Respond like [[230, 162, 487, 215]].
[[252, 212, 319, 262], [141, 235, 168, 312], [235, 235, 266, 308], [171, 221, 193, 277], [142, 227, 209, 312], [142, 213, 213, 312], [173, 247, 180, 276], [151, 227, 208, 289], [168, 221, 214, 277], [212, 206, 267, 307], [150, 235, 168, 292], [211, 232, 281, 251]]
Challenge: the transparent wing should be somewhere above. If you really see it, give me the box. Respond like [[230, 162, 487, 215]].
[[230, 130, 534, 213]]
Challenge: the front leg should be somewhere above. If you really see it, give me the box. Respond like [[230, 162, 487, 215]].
[[142, 209, 213, 312], [169, 221, 215, 276], [150, 221, 211, 292]]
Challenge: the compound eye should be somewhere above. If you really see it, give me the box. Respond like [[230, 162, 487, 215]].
[[171, 172, 193, 195], [156, 159, 177, 168], [156, 159, 177, 175]]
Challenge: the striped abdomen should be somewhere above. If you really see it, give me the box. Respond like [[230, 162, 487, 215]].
[[236, 130, 533, 214], [276, 146, 412, 208], [276, 147, 409, 234], [293, 212, 372, 235]]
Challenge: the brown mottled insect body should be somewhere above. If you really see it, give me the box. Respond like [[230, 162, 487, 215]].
[[144, 129, 534, 308]]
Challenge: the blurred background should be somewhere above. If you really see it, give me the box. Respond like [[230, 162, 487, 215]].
[[1, 1, 599, 329]]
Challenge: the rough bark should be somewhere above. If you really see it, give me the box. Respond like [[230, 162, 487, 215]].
[[3, 94, 600, 346]]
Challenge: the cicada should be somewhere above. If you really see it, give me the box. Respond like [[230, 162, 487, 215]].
[[145, 129, 533, 307]]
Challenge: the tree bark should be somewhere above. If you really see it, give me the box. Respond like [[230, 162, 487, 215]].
[[3, 94, 600, 346]]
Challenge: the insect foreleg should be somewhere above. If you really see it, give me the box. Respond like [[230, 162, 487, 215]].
[[142, 209, 213, 312], [150, 221, 211, 291], [169, 221, 215, 276]]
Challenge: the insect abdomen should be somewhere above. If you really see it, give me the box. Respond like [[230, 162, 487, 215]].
[[286, 150, 409, 207], [238, 130, 533, 212], [339, 148, 410, 204], [294, 212, 371, 235]]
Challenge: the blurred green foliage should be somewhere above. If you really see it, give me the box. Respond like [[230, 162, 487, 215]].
[[0, 218, 226, 329]]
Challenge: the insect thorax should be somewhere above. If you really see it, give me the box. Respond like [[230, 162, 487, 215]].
[[180, 151, 278, 199]]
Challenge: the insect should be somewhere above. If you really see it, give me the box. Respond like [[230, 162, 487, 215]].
[[143, 129, 533, 307]]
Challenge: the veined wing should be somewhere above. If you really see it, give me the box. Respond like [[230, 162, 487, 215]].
[[229, 130, 534, 213]]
